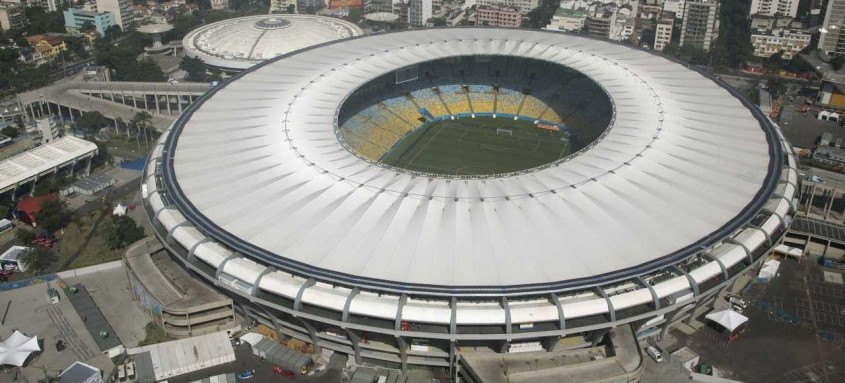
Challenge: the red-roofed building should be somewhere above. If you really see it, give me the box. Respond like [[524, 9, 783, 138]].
[[14, 194, 57, 227]]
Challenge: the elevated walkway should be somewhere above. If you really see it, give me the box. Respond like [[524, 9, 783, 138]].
[[17, 79, 210, 131]]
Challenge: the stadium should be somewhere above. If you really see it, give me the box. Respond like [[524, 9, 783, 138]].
[[144, 28, 798, 380], [181, 14, 362, 72]]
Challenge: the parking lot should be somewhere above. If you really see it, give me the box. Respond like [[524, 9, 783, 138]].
[[0, 264, 148, 383], [680, 258, 845, 383]]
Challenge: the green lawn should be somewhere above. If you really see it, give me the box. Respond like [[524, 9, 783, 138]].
[[381, 117, 572, 176]]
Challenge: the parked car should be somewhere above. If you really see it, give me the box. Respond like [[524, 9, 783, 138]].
[[646, 346, 663, 363], [236, 369, 255, 380], [726, 295, 748, 310]]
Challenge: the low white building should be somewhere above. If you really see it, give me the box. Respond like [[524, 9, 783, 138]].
[[0, 245, 31, 272], [546, 7, 587, 31], [751, 28, 811, 59]]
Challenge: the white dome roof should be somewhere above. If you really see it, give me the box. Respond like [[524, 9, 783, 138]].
[[182, 15, 362, 71]]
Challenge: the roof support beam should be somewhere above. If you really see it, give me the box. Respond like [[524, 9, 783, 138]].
[[293, 278, 316, 313], [700, 252, 728, 280], [502, 297, 512, 335], [397, 336, 408, 373], [187, 238, 210, 263], [549, 293, 565, 331], [594, 287, 615, 322], [747, 224, 772, 248], [345, 329, 362, 365], [449, 297, 457, 335], [762, 207, 787, 230], [672, 265, 698, 296], [342, 288, 360, 325], [251, 267, 273, 297], [725, 237, 754, 264], [215, 253, 237, 279], [165, 221, 189, 243], [394, 294, 408, 331], [636, 277, 659, 310]]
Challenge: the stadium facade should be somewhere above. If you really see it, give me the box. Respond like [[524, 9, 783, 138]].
[[144, 28, 798, 378], [181, 14, 362, 72]]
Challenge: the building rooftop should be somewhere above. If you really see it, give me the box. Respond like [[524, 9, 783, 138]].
[[182, 15, 362, 70], [159, 28, 780, 292], [0, 136, 97, 191]]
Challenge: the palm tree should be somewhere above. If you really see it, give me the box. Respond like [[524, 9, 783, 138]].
[[130, 111, 153, 148]]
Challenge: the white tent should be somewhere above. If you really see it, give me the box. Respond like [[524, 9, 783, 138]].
[[0, 331, 40, 366], [705, 308, 749, 332], [758, 259, 781, 280], [112, 203, 127, 216]]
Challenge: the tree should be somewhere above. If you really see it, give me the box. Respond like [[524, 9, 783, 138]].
[[767, 77, 786, 98], [763, 51, 783, 74], [24, 7, 66, 35], [708, 0, 753, 69], [65, 35, 90, 59], [131, 111, 154, 147], [18, 247, 55, 274], [832, 55, 845, 71], [1, 126, 18, 138], [15, 229, 36, 246], [180, 56, 207, 81], [429, 17, 447, 27], [92, 140, 111, 168], [102, 215, 145, 249], [80, 21, 96, 33], [76, 111, 108, 133], [522, 0, 560, 29], [36, 199, 69, 232]]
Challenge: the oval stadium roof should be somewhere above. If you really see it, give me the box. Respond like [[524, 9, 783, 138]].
[[162, 28, 782, 293], [181, 15, 362, 71]]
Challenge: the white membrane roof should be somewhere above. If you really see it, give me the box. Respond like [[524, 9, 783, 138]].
[[166, 29, 777, 289], [182, 15, 362, 70]]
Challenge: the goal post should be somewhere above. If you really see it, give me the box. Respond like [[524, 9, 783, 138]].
[[496, 128, 513, 136]]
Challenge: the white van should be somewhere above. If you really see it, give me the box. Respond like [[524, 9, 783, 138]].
[[646, 346, 663, 363]]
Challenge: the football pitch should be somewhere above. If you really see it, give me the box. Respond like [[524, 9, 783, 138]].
[[380, 117, 572, 176]]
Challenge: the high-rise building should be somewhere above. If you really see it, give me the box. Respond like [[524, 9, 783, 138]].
[[654, 11, 674, 50], [0, 2, 26, 31], [662, 0, 684, 17], [95, 0, 132, 30], [820, 0, 845, 56], [750, 0, 799, 18], [408, 0, 431, 26], [680, 0, 719, 51]]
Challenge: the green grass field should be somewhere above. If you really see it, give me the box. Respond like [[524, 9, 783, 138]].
[[380, 117, 571, 176]]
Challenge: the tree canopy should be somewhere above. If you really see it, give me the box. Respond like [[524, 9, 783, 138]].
[[37, 198, 69, 232], [522, 0, 560, 29], [76, 111, 109, 133], [18, 247, 55, 274], [103, 215, 145, 249], [24, 7, 66, 35], [180, 56, 207, 81], [708, 0, 753, 69]]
